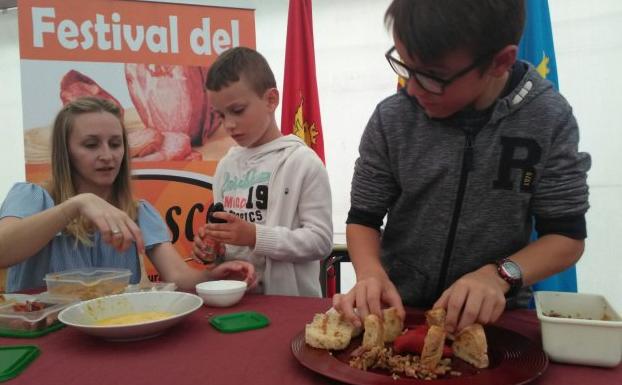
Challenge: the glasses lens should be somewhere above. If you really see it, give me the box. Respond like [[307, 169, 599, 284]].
[[388, 58, 411, 78], [414, 73, 443, 94]]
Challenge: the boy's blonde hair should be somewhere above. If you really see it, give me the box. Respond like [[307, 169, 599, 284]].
[[205, 47, 276, 96], [46, 96, 137, 244]]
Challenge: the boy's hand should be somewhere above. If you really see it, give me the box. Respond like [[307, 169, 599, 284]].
[[204, 212, 256, 248], [433, 264, 507, 333], [192, 225, 225, 264], [207, 260, 258, 289], [332, 272, 405, 328]]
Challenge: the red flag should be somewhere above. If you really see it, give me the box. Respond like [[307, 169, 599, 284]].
[[281, 0, 325, 163]]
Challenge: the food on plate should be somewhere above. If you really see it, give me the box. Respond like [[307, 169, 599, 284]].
[[305, 311, 357, 350], [128, 128, 164, 158], [453, 324, 489, 369], [420, 325, 447, 370], [93, 311, 174, 326], [60, 70, 124, 115], [382, 307, 404, 343], [0, 294, 5, 303], [362, 314, 384, 349]]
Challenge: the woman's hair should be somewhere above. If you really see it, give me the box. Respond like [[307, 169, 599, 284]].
[[46, 96, 136, 244]]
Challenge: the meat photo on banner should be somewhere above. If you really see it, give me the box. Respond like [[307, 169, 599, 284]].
[[17, 0, 256, 277]]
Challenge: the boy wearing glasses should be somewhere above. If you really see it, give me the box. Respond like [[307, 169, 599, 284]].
[[334, 0, 590, 333]]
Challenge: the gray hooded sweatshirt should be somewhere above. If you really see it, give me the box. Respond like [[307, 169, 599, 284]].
[[348, 62, 591, 307]]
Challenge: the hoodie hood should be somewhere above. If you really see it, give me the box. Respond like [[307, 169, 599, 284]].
[[224, 134, 306, 166]]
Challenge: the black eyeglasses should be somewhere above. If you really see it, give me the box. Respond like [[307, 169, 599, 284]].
[[385, 46, 489, 95]]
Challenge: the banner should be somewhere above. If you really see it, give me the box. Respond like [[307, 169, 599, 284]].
[[519, 0, 577, 293], [280, 0, 324, 163], [18, 0, 256, 276]]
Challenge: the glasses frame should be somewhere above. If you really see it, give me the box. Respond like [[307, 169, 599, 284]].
[[385, 46, 490, 95]]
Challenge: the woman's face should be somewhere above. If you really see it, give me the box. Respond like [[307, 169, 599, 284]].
[[68, 111, 125, 197]]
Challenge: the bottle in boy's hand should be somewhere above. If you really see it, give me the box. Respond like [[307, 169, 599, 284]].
[[208, 202, 227, 224]]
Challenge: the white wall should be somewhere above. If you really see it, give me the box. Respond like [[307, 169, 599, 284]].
[[1, 1, 620, 308]]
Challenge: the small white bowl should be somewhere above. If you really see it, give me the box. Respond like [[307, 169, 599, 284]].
[[196, 280, 247, 307]]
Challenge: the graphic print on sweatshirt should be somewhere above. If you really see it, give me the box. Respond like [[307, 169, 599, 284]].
[[221, 168, 270, 225]]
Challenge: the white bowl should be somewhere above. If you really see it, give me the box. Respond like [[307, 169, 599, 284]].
[[534, 291, 622, 367], [58, 291, 203, 341], [195, 280, 247, 307]]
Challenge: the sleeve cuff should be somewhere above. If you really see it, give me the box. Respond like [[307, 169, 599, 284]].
[[346, 207, 383, 231], [534, 214, 587, 240]]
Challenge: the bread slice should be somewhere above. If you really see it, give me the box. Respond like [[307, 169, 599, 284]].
[[305, 312, 355, 350], [453, 324, 489, 368], [326, 307, 362, 337], [425, 308, 446, 328], [382, 307, 404, 343], [361, 314, 385, 349], [420, 325, 447, 370]]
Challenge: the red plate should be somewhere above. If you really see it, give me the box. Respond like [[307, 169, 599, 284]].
[[291, 309, 548, 385]]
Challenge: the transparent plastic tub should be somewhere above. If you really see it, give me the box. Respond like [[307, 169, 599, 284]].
[[534, 291, 622, 367], [44, 268, 131, 300], [0, 294, 73, 332]]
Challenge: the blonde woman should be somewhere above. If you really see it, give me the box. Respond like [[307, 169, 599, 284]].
[[0, 96, 255, 293]]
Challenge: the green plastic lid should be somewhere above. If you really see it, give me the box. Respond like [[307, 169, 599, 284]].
[[210, 311, 269, 333], [0, 345, 40, 382], [0, 321, 65, 338]]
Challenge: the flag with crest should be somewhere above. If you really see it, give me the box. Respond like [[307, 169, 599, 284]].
[[519, 0, 577, 293], [280, 0, 325, 163]]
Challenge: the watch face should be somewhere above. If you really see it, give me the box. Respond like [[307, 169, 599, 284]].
[[501, 261, 521, 279]]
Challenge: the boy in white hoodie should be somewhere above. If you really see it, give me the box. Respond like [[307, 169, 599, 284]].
[[193, 47, 333, 297]]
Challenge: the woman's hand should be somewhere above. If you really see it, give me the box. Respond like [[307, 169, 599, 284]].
[[68, 193, 144, 253], [332, 270, 405, 328], [204, 212, 256, 248], [433, 264, 507, 333], [207, 260, 257, 289]]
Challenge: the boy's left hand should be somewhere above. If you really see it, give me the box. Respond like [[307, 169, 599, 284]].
[[433, 264, 508, 333], [204, 212, 256, 248]]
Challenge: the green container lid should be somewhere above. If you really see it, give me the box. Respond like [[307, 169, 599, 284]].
[[0, 345, 40, 382], [209, 311, 269, 333], [0, 320, 65, 339]]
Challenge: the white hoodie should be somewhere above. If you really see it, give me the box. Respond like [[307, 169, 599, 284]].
[[212, 135, 333, 296]]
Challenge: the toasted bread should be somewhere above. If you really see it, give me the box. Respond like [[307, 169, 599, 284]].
[[420, 325, 447, 370], [453, 324, 489, 368], [382, 307, 404, 343], [305, 312, 355, 350], [425, 308, 446, 328], [362, 314, 385, 349], [326, 307, 362, 337]]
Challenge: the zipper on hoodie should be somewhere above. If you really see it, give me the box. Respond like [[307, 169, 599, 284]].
[[435, 131, 474, 296]]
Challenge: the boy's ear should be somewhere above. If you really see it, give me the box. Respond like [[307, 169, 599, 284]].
[[264, 88, 280, 112], [489, 45, 518, 77]]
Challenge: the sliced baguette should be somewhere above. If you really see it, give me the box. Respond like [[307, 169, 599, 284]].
[[420, 325, 447, 370], [362, 314, 385, 349], [453, 324, 489, 368], [305, 312, 355, 350], [382, 307, 404, 343]]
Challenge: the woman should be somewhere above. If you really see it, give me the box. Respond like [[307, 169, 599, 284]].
[[0, 96, 255, 292]]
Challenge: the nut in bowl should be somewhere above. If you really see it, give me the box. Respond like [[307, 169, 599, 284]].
[[58, 291, 203, 341], [196, 280, 247, 307], [534, 291, 622, 367]]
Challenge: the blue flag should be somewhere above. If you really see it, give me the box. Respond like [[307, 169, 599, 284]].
[[519, 0, 577, 294]]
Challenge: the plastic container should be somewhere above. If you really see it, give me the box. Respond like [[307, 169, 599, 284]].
[[196, 280, 247, 307], [44, 268, 131, 300], [209, 311, 269, 333], [0, 295, 71, 332], [534, 291, 622, 367]]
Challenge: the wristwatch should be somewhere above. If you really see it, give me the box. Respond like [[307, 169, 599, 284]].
[[496, 258, 523, 297]]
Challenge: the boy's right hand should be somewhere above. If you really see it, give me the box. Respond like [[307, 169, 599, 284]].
[[332, 272, 405, 328], [192, 224, 225, 264]]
